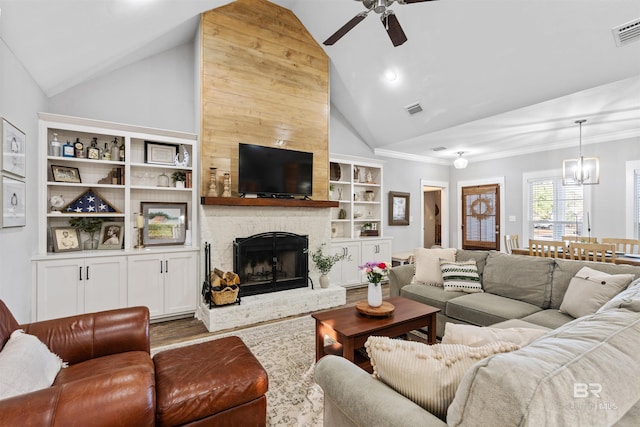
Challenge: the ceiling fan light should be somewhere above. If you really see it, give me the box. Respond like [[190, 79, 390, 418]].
[[454, 152, 468, 169]]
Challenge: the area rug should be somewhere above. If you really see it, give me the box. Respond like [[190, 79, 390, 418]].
[[151, 316, 323, 426]]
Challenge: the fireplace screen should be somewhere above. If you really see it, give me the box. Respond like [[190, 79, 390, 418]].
[[233, 232, 308, 297]]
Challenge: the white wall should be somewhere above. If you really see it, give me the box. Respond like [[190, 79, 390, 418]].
[[48, 43, 196, 133], [0, 38, 48, 322], [448, 137, 640, 247]]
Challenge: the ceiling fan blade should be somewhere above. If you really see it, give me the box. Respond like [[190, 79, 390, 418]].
[[399, 0, 439, 4], [323, 12, 368, 45], [382, 12, 407, 47]]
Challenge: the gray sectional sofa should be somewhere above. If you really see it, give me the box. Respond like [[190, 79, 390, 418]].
[[315, 250, 640, 426]]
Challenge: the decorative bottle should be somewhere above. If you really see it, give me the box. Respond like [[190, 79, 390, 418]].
[[87, 137, 100, 160], [110, 137, 120, 161], [62, 140, 75, 157], [119, 137, 125, 162], [102, 143, 111, 160], [74, 138, 85, 158], [49, 133, 61, 157]]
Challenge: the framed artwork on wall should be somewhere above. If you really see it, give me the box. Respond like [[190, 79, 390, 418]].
[[2, 118, 26, 178], [388, 191, 410, 226], [141, 202, 187, 246], [2, 175, 26, 227]]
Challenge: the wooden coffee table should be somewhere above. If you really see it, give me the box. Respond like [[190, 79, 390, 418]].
[[312, 296, 440, 372]]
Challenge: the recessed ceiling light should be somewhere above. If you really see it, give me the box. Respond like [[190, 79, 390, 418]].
[[384, 69, 397, 81]]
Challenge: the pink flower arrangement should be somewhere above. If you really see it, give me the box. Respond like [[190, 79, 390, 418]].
[[358, 261, 390, 285]]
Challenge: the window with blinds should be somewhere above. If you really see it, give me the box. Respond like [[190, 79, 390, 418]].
[[528, 176, 584, 240]]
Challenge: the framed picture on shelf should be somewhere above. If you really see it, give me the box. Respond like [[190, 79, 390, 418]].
[[144, 141, 178, 165], [51, 227, 82, 252], [141, 202, 187, 246], [97, 221, 124, 250], [51, 165, 81, 183], [388, 191, 410, 226], [2, 175, 26, 227], [2, 118, 26, 178]]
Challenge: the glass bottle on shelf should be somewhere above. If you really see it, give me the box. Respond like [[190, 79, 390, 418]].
[[62, 140, 75, 157], [102, 143, 111, 160], [87, 137, 100, 160], [119, 137, 125, 162], [74, 138, 85, 158], [110, 137, 120, 161], [49, 133, 61, 157]]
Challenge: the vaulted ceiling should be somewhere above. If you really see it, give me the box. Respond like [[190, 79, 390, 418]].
[[1, 0, 639, 165]]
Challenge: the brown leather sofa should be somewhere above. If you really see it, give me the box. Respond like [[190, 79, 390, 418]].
[[0, 300, 268, 426]]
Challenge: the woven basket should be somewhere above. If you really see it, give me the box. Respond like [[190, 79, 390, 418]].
[[211, 285, 239, 305]]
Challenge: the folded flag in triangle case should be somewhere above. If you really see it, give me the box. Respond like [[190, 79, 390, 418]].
[[64, 189, 118, 213]]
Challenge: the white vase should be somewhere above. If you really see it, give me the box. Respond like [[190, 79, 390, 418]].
[[367, 282, 382, 307], [175, 181, 185, 189], [319, 274, 330, 288]]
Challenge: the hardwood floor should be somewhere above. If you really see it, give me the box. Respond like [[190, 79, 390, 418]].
[[150, 284, 390, 348]]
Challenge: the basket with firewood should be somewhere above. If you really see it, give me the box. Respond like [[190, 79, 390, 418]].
[[210, 268, 240, 306]]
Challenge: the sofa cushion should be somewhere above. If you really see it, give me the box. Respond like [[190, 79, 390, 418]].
[[441, 323, 547, 347], [559, 266, 633, 318], [455, 250, 490, 283], [482, 252, 554, 308], [413, 247, 456, 286], [551, 259, 640, 309], [53, 350, 153, 386], [491, 319, 551, 331], [446, 293, 542, 326], [440, 259, 482, 293], [400, 284, 465, 311], [520, 309, 575, 329], [365, 336, 519, 420], [447, 309, 640, 427], [0, 330, 65, 400]]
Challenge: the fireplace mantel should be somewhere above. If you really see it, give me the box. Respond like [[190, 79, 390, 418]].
[[200, 197, 338, 208]]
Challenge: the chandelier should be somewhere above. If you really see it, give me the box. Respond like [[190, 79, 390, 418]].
[[562, 119, 599, 185]]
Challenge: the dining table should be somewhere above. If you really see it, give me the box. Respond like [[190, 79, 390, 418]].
[[511, 247, 640, 267]]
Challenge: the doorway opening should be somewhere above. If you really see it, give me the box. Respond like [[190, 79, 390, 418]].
[[421, 180, 449, 249]]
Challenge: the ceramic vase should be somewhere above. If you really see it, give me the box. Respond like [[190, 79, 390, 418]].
[[367, 282, 382, 307], [319, 274, 330, 288]]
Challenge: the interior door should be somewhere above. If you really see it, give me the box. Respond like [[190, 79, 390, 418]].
[[462, 184, 500, 250]]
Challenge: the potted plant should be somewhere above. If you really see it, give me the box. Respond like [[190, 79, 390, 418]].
[[171, 170, 186, 188], [69, 217, 104, 250], [308, 243, 348, 288]]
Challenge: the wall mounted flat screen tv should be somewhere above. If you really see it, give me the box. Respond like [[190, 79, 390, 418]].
[[238, 143, 313, 197]]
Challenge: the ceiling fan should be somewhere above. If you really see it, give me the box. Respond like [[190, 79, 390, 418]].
[[324, 0, 438, 47]]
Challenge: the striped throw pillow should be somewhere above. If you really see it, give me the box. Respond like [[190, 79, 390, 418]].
[[439, 259, 483, 293]]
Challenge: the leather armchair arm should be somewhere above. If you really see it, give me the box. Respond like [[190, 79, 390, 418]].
[[21, 306, 150, 365]]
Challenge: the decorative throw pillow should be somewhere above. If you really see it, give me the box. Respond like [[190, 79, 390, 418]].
[[413, 247, 456, 286], [0, 330, 66, 400], [439, 259, 483, 293], [365, 336, 520, 420], [441, 323, 547, 347], [597, 277, 640, 313], [559, 266, 634, 318]]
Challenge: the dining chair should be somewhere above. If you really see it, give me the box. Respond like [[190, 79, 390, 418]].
[[562, 235, 598, 244], [528, 239, 566, 258], [504, 234, 519, 254], [567, 242, 616, 263], [601, 238, 640, 255]]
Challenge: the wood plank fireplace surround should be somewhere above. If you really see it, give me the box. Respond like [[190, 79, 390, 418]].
[[196, 0, 346, 332]]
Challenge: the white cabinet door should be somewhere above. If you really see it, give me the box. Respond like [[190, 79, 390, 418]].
[[84, 256, 127, 314], [128, 254, 165, 317], [36, 259, 84, 321], [35, 256, 127, 321], [164, 252, 197, 314], [329, 241, 362, 286], [361, 239, 392, 265]]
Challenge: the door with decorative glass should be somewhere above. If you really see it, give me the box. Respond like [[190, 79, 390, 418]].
[[462, 184, 500, 250]]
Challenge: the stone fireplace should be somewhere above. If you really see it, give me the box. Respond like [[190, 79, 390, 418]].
[[196, 204, 346, 332]]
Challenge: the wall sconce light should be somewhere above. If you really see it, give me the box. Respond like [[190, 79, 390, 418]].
[[562, 119, 599, 185], [454, 152, 468, 169]]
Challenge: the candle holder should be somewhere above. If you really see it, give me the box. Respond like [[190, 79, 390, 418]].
[[134, 212, 145, 249]]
